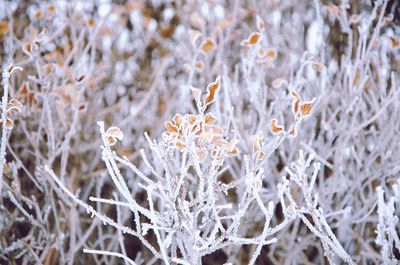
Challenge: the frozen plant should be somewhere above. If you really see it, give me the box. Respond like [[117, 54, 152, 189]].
[[46, 78, 307, 264]]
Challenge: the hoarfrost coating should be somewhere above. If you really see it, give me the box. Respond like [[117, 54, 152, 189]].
[[0, 0, 399, 264]]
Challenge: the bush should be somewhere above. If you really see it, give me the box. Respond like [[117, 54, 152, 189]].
[[0, 0, 399, 264]]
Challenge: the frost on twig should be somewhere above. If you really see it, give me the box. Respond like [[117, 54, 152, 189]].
[[278, 150, 355, 264], [375, 184, 400, 265], [0, 65, 23, 194]]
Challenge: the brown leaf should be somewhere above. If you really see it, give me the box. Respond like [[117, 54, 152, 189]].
[[195, 61, 204, 71], [106, 126, 124, 141], [172, 114, 182, 127], [165, 121, 179, 133], [204, 76, 221, 108], [270, 119, 284, 134], [0, 21, 9, 37], [266, 48, 277, 59], [204, 113, 216, 125], [5, 118, 13, 130], [300, 102, 313, 116], [242, 32, 261, 46], [389, 37, 399, 49], [200, 38, 216, 54]]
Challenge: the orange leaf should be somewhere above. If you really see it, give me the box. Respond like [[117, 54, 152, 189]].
[[204, 76, 221, 108], [242, 32, 261, 46], [204, 113, 216, 125], [165, 121, 179, 133], [200, 38, 216, 54], [172, 114, 182, 127], [300, 102, 313, 116], [389, 37, 399, 49], [270, 119, 284, 134], [5, 118, 14, 130], [0, 21, 9, 37]]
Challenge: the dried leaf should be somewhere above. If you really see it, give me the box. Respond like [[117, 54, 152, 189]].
[[195, 61, 204, 71], [266, 48, 277, 59], [0, 21, 9, 37], [204, 76, 221, 108], [292, 99, 300, 115], [165, 121, 179, 133], [106, 126, 124, 141], [200, 38, 216, 54], [290, 90, 300, 100], [9, 99, 22, 108], [270, 119, 284, 134], [226, 147, 239, 156], [175, 140, 186, 149], [389, 37, 399, 49], [28, 92, 36, 107], [172, 114, 182, 127], [204, 113, 216, 125], [300, 101, 314, 116], [107, 136, 117, 146], [242, 32, 261, 46], [5, 118, 13, 129]]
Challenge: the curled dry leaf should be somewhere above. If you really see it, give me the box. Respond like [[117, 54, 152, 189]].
[[200, 38, 216, 54], [204, 76, 221, 108], [1, 118, 14, 130], [270, 119, 284, 134], [106, 126, 124, 146], [242, 32, 261, 46]]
